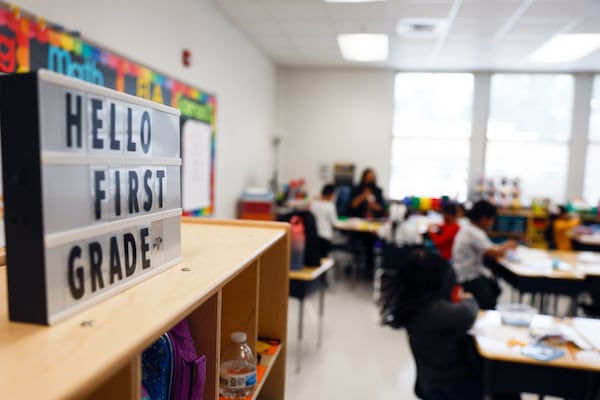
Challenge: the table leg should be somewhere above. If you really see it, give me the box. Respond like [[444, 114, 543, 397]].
[[297, 299, 304, 373], [318, 285, 325, 348], [567, 295, 578, 317]]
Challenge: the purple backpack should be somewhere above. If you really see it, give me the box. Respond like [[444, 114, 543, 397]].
[[142, 319, 206, 400], [168, 320, 207, 400]]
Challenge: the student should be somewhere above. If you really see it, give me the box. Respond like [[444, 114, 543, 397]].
[[377, 203, 423, 248], [428, 202, 460, 262], [452, 200, 517, 310], [389, 251, 483, 400], [310, 184, 338, 258], [349, 168, 385, 219], [551, 205, 580, 251]]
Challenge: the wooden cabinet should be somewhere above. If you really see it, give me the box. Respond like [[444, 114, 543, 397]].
[[0, 217, 290, 399]]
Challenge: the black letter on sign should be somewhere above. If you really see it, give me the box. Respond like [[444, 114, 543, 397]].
[[90, 98, 104, 149], [109, 102, 120, 150], [128, 170, 139, 214], [126, 107, 136, 152], [67, 246, 85, 300], [109, 236, 123, 284], [114, 170, 121, 216], [66, 92, 82, 148], [89, 241, 105, 292], [94, 170, 106, 220], [156, 169, 165, 208], [140, 110, 151, 153], [143, 169, 153, 211], [141, 227, 151, 270], [124, 233, 137, 277]]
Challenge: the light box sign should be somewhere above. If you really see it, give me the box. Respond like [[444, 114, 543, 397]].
[[0, 70, 182, 325]]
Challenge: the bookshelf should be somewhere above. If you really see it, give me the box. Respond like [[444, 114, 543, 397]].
[[0, 217, 290, 399]]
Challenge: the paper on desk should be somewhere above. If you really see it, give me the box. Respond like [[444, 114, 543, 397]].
[[578, 252, 600, 263], [573, 318, 600, 350], [529, 317, 593, 350]]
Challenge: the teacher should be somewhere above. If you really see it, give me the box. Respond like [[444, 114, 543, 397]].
[[348, 168, 385, 279], [350, 168, 385, 219]]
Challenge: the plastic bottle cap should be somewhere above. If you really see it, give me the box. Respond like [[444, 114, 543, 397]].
[[231, 331, 247, 343]]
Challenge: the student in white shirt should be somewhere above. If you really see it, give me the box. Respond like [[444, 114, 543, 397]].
[[452, 200, 516, 309], [377, 203, 423, 247], [310, 184, 338, 257]]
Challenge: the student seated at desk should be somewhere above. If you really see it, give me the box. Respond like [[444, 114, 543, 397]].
[[546, 205, 580, 251], [310, 184, 338, 258], [428, 202, 460, 262], [377, 203, 423, 247], [388, 251, 483, 400], [452, 200, 517, 310]]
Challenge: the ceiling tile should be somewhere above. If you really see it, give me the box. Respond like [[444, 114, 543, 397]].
[[289, 35, 339, 49], [214, 0, 600, 71], [450, 18, 507, 35], [570, 14, 600, 33], [326, 2, 390, 21], [214, 0, 270, 21], [280, 21, 334, 36], [457, 0, 523, 20], [333, 20, 392, 34], [507, 19, 568, 35], [523, 0, 596, 19], [392, 1, 454, 19], [261, 1, 329, 20]]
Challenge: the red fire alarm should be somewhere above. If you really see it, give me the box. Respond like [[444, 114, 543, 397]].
[[182, 49, 192, 67]]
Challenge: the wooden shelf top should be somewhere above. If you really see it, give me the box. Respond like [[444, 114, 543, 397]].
[[0, 218, 288, 400]]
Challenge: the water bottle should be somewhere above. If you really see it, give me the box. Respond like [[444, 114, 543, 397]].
[[219, 332, 257, 398], [290, 215, 305, 271]]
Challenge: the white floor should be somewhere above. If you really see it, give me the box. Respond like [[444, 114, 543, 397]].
[[283, 269, 565, 400], [284, 276, 418, 399]]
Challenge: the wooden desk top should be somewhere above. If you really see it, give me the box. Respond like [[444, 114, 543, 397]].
[[289, 258, 334, 281], [473, 310, 600, 372], [333, 218, 384, 234], [499, 247, 600, 280]]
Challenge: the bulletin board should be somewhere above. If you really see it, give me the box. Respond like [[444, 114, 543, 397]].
[[0, 3, 216, 215]]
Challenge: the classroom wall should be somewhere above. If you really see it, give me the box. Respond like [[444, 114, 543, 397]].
[[277, 68, 395, 198], [12, 0, 277, 218]]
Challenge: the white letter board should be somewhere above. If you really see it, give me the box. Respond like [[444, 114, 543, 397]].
[[0, 70, 182, 325]]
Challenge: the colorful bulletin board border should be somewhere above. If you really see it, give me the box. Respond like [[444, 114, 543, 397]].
[[0, 2, 216, 216]]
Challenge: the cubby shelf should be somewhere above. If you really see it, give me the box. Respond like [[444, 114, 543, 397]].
[[0, 217, 290, 399]]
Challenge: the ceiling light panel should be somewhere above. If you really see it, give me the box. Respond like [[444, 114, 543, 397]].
[[337, 33, 389, 61], [529, 33, 600, 62]]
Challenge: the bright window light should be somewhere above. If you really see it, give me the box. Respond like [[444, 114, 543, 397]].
[[337, 33, 389, 62], [529, 34, 600, 63]]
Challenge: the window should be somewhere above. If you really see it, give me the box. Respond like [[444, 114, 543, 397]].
[[583, 76, 600, 205], [485, 74, 573, 205], [390, 73, 473, 201]]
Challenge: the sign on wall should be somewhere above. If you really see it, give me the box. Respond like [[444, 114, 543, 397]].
[[0, 70, 182, 325], [0, 3, 215, 215]]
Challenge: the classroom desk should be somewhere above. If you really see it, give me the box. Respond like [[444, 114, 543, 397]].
[[473, 310, 600, 399], [333, 218, 384, 234], [289, 257, 334, 373], [490, 247, 595, 315]]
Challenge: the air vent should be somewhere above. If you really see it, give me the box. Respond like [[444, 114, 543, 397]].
[[397, 18, 447, 38]]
